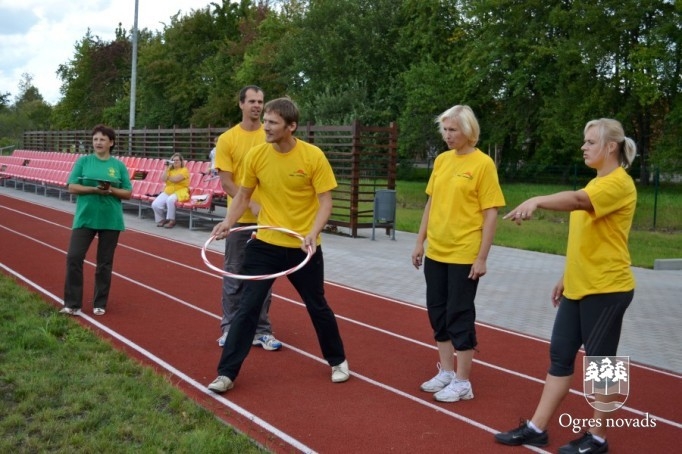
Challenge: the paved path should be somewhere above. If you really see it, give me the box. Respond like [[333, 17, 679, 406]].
[[2, 185, 680, 374]]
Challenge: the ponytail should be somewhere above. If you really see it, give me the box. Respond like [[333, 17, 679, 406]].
[[621, 137, 637, 169]]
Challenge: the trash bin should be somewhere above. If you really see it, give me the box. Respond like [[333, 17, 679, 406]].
[[372, 189, 396, 240]]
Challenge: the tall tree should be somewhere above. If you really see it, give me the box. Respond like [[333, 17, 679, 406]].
[[52, 27, 132, 129], [458, 0, 681, 183], [394, 0, 467, 160], [14, 74, 52, 131], [136, 7, 215, 127], [279, 0, 403, 125], [192, 0, 272, 126]]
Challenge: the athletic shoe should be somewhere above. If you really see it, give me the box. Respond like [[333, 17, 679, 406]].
[[331, 360, 350, 383], [207, 376, 234, 393], [433, 378, 474, 402], [59, 307, 80, 315], [558, 432, 609, 454], [252, 334, 282, 351], [217, 332, 227, 347], [420, 364, 455, 392], [93, 308, 106, 316], [494, 420, 549, 447]]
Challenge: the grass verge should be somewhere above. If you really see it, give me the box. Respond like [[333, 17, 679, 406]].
[[0, 273, 266, 453], [394, 181, 682, 269]]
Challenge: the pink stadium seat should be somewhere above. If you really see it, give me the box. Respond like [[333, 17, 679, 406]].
[[131, 181, 152, 200]]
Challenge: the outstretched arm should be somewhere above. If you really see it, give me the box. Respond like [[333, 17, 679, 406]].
[[503, 190, 593, 224]]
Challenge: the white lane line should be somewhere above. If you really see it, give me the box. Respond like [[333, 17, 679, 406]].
[[0, 262, 317, 454]]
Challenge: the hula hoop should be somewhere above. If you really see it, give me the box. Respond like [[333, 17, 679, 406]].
[[201, 225, 313, 280]]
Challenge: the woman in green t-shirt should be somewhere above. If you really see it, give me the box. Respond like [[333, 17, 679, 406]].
[[60, 124, 132, 316]]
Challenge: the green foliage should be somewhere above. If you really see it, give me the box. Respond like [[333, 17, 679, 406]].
[[397, 60, 455, 160], [0, 74, 53, 145], [281, 0, 403, 125], [136, 7, 220, 128], [395, 179, 682, 268], [1, 0, 680, 176], [52, 28, 133, 129]]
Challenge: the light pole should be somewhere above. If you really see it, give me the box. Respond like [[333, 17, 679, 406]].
[[128, 0, 139, 155]]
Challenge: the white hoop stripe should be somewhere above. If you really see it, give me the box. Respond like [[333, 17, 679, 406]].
[[201, 225, 313, 280]]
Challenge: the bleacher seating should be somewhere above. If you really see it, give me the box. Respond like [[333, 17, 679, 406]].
[[1, 150, 222, 230]]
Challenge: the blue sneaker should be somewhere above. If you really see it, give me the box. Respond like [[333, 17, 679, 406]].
[[252, 334, 282, 351]]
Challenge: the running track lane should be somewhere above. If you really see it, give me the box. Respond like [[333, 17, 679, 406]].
[[1, 194, 680, 453]]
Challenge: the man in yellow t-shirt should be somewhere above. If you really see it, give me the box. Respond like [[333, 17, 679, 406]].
[[213, 86, 281, 352], [207, 97, 349, 393]]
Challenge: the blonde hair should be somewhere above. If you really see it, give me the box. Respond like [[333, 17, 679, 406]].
[[170, 153, 185, 168], [435, 105, 480, 146], [584, 118, 637, 169]]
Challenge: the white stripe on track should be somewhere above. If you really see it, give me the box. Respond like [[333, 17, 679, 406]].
[[0, 262, 317, 454]]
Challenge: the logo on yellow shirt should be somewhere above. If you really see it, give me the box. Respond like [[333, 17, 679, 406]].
[[457, 171, 473, 180], [290, 169, 307, 178]]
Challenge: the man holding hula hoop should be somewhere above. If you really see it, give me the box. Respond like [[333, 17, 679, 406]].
[[214, 85, 281, 351], [207, 97, 350, 393]]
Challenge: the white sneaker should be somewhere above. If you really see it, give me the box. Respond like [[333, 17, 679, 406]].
[[433, 379, 474, 402], [59, 307, 80, 315], [217, 332, 227, 347], [420, 364, 455, 392], [331, 360, 350, 383], [207, 376, 234, 393]]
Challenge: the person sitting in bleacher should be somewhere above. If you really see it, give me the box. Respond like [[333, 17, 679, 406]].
[[201, 137, 219, 179], [151, 153, 190, 229]]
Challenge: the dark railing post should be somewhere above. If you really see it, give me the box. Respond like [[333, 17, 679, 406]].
[[388, 122, 398, 190], [350, 120, 362, 237], [653, 165, 659, 230]]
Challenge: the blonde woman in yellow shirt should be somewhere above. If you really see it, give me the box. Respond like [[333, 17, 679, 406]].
[[152, 153, 190, 229], [495, 118, 637, 454], [412, 105, 505, 403]]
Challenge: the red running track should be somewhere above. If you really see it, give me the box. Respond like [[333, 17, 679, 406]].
[[1, 194, 680, 453]]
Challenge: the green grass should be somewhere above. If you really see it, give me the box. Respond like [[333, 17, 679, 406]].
[[0, 274, 266, 453], [394, 180, 682, 269]]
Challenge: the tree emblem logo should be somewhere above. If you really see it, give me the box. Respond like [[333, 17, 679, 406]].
[[583, 356, 630, 412]]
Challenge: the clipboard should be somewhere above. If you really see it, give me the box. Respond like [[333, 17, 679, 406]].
[[78, 177, 117, 183], [78, 176, 116, 189]]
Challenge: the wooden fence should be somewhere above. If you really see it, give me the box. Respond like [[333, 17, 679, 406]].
[[22, 122, 398, 237]]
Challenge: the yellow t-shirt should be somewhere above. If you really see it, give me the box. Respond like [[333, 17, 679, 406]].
[[164, 167, 190, 201], [425, 149, 505, 264], [563, 167, 636, 299], [214, 124, 266, 223], [242, 139, 337, 248]]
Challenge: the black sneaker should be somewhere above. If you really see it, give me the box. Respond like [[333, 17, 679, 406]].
[[558, 432, 609, 454], [494, 420, 549, 447]]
